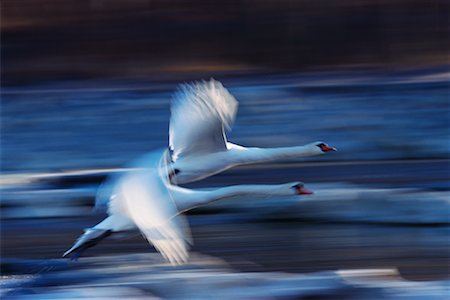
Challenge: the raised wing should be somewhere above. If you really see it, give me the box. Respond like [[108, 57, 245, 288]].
[[112, 150, 190, 265], [169, 79, 238, 161]]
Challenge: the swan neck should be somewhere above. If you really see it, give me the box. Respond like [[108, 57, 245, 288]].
[[268, 143, 322, 158], [236, 143, 322, 165], [202, 184, 286, 204]]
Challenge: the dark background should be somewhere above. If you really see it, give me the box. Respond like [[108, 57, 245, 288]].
[[2, 0, 448, 85]]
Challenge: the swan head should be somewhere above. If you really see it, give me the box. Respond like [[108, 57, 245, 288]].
[[291, 182, 314, 195], [315, 142, 337, 153]]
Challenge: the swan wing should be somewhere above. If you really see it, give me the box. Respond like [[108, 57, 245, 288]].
[[169, 79, 238, 161], [112, 150, 189, 265], [119, 170, 189, 265], [94, 148, 172, 213]]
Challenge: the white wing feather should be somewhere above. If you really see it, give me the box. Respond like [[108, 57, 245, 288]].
[[109, 150, 190, 265], [169, 79, 238, 161]]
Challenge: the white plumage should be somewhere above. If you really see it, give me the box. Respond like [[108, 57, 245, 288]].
[[169, 79, 238, 161]]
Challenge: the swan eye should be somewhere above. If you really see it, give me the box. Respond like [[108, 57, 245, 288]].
[[291, 183, 303, 193], [317, 143, 327, 151]]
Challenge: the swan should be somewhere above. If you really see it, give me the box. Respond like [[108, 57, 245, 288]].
[[167, 79, 336, 184], [63, 149, 314, 265]]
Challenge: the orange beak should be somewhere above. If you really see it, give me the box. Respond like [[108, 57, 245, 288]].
[[296, 186, 314, 195], [322, 144, 337, 152]]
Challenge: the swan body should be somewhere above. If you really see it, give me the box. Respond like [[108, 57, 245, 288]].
[[64, 149, 313, 264]]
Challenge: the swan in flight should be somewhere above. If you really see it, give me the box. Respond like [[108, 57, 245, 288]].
[[168, 79, 336, 184], [63, 149, 314, 265]]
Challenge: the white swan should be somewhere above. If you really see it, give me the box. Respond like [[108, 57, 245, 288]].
[[168, 79, 336, 184], [63, 149, 314, 265]]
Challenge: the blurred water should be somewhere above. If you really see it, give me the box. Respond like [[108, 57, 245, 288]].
[[1, 71, 449, 299], [2, 70, 449, 173], [2, 219, 449, 299]]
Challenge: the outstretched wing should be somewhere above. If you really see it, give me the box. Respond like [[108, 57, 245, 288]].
[[113, 150, 190, 265], [169, 79, 238, 161]]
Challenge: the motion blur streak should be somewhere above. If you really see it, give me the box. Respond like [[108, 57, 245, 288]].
[[1, 0, 449, 299]]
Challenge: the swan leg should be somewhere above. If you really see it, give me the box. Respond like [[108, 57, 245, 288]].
[[63, 228, 112, 260], [63, 215, 135, 260]]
